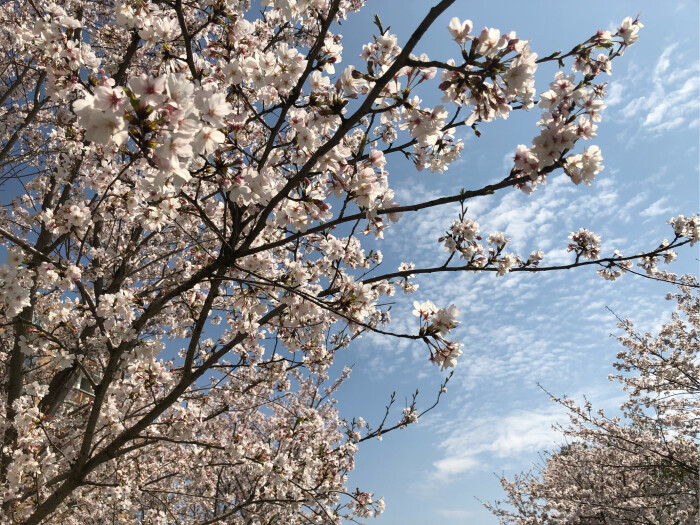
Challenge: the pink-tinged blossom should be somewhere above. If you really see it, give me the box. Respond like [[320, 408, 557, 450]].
[[568, 228, 602, 260], [194, 90, 232, 128], [594, 29, 613, 44], [92, 85, 128, 113], [6, 247, 24, 268], [576, 92, 606, 120], [368, 149, 386, 169], [668, 214, 700, 245], [550, 72, 577, 98], [452, 218, 480, 240], [192, 127, 225, 155], [432, 304, 460, 334], [496, 253, 516, 275], [73, 89, 129, 146], [165, 74, 195, 107], [513, 144, 539, 175], [565, 145, 604, 186], [528, 249, 545, 265], [617, 16, 644, 45], [413, 300, 437, 320], [340, 65, 368, 95], [1, 6, 692, 524], [434, 340, 463, 370], [487, 231, 509, 248], [447, 17, 473, 45], [154, 135, 194, 165], [308, 70, 330, 93], [66, 265, 81, 281], [576, 115, 598, 139], [404, 105, 448, 145], [1, 278, 31, 317], [594, 53, 612, 75], [376, 33, 398, 55], [502, 43, 538, 107], [476, 27, 508, 57], [128, 74, 167, 106], [295, 126, 317, 151], [598, 256, 632, 281]]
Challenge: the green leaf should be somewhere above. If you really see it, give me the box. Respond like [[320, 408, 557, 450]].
[[373, 14, 383, 34]]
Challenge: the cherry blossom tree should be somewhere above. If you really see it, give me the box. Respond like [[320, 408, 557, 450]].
[[0, 0, 696, 523], [487, 275, 700, 524]]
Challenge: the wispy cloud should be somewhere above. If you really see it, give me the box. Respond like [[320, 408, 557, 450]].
[[389, 171, 632, 265], [605, 81, 624, 107], [430, 404, 568, 480], [616, 44, 700, 135], [361, 155, 674, 381], [639, 196, 672, 218], [426, 379, 630, 483], [436, 508, 477, 520]]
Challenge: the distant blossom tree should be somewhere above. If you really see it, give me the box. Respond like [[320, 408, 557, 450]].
[[0, 0, 696, 523], [487, 275, 700, 524]]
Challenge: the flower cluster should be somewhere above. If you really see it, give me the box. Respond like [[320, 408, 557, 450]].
[[0, 249, 33, 317], [669, 214, 699, 245], [439, 217, 524, 275], [510, 18, 643, 193], [0, 3, 690, 523], [567, 228, 602, 261], [413, 300, 462, 369], [441, 18, 538, 122]]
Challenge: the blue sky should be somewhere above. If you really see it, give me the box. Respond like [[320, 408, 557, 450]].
[[330, 1, 700, 523]]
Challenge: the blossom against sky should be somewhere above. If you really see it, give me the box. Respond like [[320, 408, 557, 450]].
[[0, 0, 695, 522], [332, 2, 699, 523]]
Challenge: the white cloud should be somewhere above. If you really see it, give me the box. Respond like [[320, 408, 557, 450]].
[[387, 171, 622, 270], [605, 81, 623, 107], [639, 196, 672, 218], [436, 508, 477, 519], [430, 404, 567, 481], [616, 45, 700, 135], [620, 191, 648, 215], [433, 455, 482, 478], [654, 44, 675, 76], [426, 376, 630, 482], [545, 247, 572, 265]]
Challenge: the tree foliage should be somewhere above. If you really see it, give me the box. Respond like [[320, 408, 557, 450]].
[[488, 276, 700, 524], [0, 0, 696, 523]]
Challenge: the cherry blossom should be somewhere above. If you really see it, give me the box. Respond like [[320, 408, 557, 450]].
[[447, 17, 473, 45], [488, 276, 700, 523], [0, 1, 694, 523]]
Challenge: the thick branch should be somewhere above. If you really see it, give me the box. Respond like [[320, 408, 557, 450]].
[[236, 0, 456, 255]]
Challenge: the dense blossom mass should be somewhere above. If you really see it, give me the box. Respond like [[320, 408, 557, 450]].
[[0, 0, 695, 523]]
